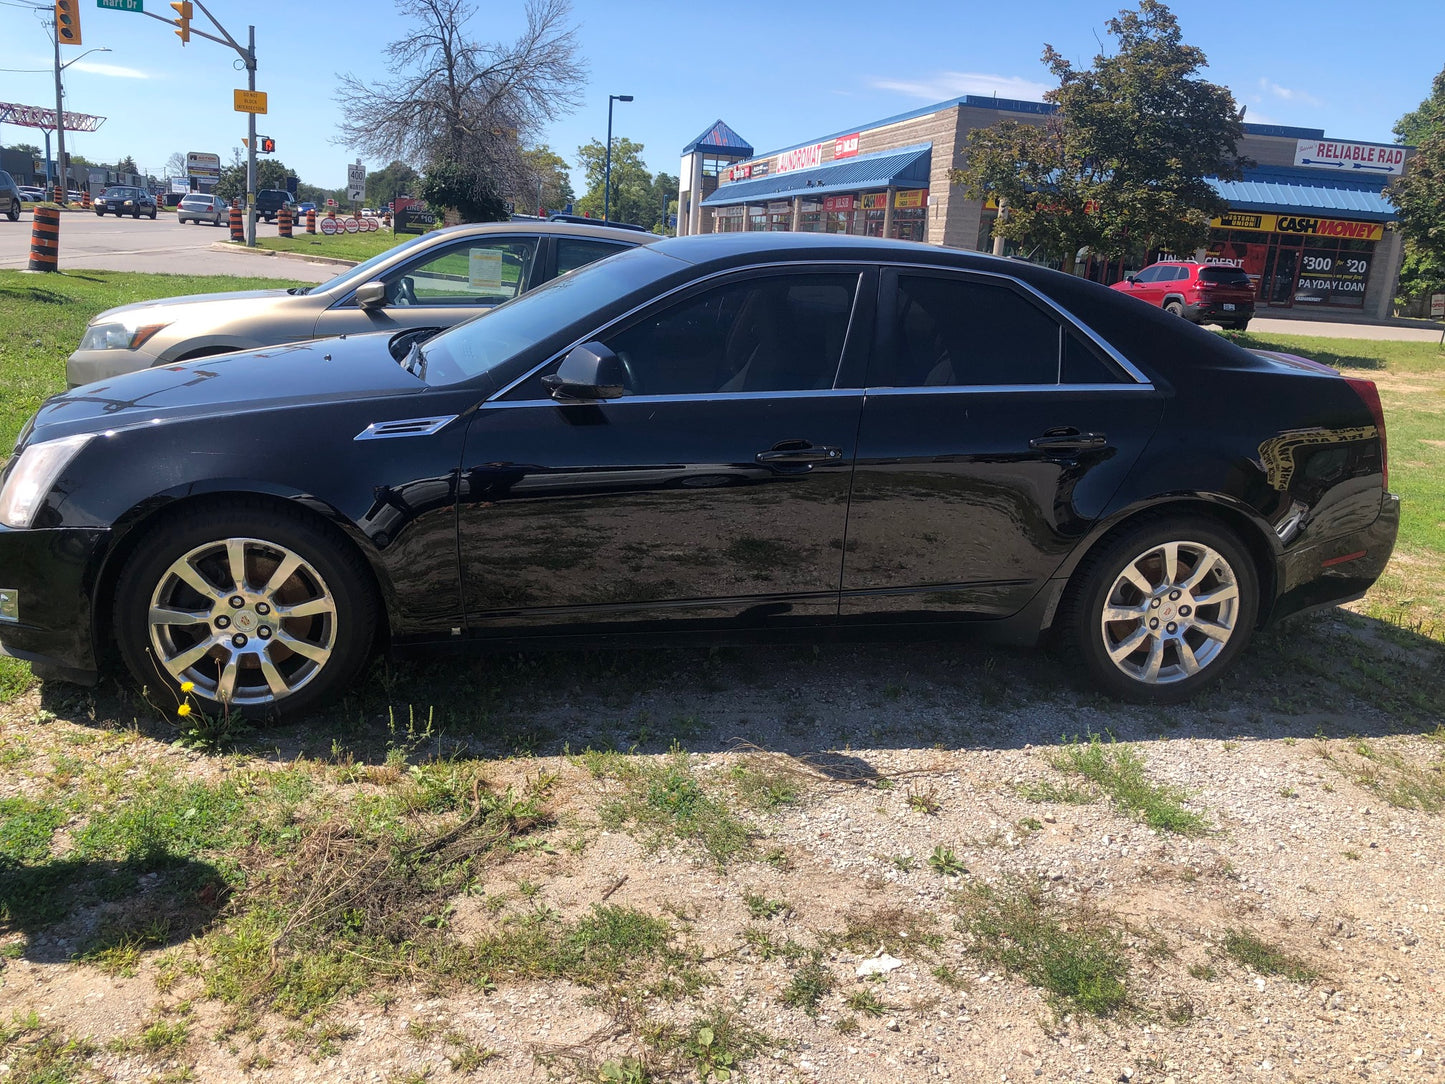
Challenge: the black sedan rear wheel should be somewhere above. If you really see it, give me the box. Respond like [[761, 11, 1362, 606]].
[[6, 199, 18, 222], [1065, 518, 1258, 703], [115, 504, 377, 719]]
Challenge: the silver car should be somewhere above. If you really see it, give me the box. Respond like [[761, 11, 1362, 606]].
[[66, 221, 654, 387], [177, 193, 228, 226]]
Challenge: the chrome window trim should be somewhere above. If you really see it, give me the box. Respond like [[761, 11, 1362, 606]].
[[489, 260, 875, 401], [488, 257, 1151, 401], [481, 388, 865, 410], [862, 382, 1156, 397]]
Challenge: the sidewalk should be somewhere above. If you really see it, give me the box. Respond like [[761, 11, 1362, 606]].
[[1249, 309, 1445, 343]]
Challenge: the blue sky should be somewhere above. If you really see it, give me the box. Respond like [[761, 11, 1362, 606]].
[[2, 0, 1442, 197]]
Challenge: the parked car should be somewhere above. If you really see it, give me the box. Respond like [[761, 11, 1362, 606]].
[[0, 171, 21, 221], [177, 193, 229, 226], [8, 233, 1397, 718], [547, 211, 650, 233], [1110, 261, 1255, 330], [16, 184, 46, 204], [255, 189, 295, 223], [94, 186, 157, 218], [66, 221, 655, 386]]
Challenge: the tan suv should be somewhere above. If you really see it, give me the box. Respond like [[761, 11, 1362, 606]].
[[66, 221, 654, 387]]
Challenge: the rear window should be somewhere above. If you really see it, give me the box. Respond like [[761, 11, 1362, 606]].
[[1199, 266, 1251, 286]]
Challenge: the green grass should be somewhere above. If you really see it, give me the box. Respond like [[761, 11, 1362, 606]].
[[0, 268, 308, 450], [1047, 734, 1211, 835], [253, 231, 405, 262], [958, 881, 1131, 1017], [1219, 927, 1320, 983]]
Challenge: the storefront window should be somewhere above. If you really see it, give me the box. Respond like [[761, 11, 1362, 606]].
[[1208, 219, 1378, 310], [747, 205, 768, 232], [713, 207, 744, 233], [797, 200, 823, 233], [766, 201, 792, 231]]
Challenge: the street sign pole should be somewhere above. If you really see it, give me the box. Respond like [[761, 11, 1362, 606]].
[[53, 18, 68, 202], [245, 23, 256, 246]]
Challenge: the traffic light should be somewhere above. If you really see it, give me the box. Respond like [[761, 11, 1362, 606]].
[[170, 0, 192, 44], [260, 136, 275, 154], [54, 0, 81, 45]]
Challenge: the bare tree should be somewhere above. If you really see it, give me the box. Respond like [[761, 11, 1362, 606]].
[[164, 152, 188, 180], [335, 0, 584, 200]]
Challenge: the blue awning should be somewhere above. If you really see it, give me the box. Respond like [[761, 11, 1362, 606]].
[[702, 143, 932, 206], [682, 120, 754, 157], [1208, 166, 1398, 222]]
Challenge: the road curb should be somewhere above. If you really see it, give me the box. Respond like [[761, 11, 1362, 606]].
[[206, 242, 358, 268]]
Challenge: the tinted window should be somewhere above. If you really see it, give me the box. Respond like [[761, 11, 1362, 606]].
[[875, 275, 1061, 387], [1133, 267, 1163, 283], [1169, 266, 1190, 281], [1200, 266, 1251, 286], [602, 273, 858, 395], [556, 238, 630, 276], [1062, 332, 1125, 385]]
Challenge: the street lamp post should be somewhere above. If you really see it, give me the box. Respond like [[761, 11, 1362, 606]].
[[51, 44, 111, 202], [604, 93, 632, 224]]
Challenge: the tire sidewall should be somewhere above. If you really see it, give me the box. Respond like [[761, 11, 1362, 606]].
[[114, 506, 377, 720], [1069, 518, 1259, 704]]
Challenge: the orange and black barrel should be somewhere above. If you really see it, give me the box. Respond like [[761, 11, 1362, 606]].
[[28, 205, 60, 272], [305, 207, 317, 234], [52, 184, 63, 204], [81, 188, 91, 209], [278, 204, 293, 238], [229, 199, 243, 241]]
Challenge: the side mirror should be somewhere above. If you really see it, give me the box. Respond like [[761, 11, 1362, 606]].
[[1125, 275, 1138, 285], [541, 341, 625, 401], [355, 280, 387, 309]]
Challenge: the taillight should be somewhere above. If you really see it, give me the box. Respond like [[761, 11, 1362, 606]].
[[1344, 376, 1388, 490]]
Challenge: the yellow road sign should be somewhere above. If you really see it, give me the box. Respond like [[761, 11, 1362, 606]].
[[233, 89, 267, 114]]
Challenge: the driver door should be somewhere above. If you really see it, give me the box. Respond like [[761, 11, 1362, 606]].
[[311, 236, 540, 339]]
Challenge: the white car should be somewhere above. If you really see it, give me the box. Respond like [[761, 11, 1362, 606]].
[[177, 193, 228, 226]]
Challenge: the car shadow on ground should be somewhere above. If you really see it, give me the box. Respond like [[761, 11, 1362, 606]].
[[32, 606, 1444, 769]]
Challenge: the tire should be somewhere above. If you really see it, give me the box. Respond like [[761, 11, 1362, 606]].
[[150, 209, 157, 219], [114, 501, 379, 719], [6, 199, 18, 222], [1062, 517, 1259, 704], [133, 208, 140, 218], [1232, 319, 1251, 332], [96, 210, 104, 216], [1163, 301, 1184, 318]]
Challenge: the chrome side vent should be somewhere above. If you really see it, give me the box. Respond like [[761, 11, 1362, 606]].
[[354, 415, 458, 441]]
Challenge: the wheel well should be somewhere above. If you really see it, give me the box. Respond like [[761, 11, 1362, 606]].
[[92, 491, 391, 667], [1053, 500, 1277, 632]]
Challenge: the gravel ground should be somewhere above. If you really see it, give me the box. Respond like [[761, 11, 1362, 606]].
[[0, 612, 1441, 1083]]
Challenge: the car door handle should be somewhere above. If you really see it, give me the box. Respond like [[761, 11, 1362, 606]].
[[1029, 429, 1109, 452], [755, 443, 844, 465]]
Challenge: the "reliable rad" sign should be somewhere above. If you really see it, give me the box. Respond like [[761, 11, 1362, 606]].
[[1294, 139, 1406, 176]]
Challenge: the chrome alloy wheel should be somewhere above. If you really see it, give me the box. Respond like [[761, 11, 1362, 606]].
[[1098, 540, 1241, 686], [147, 537, 338, 705]]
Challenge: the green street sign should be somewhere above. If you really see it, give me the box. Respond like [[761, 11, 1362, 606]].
[[97, 0, 143, 11]]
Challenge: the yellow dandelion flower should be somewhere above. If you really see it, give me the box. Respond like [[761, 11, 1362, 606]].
[[180, 681, 195, 693], [177, 703, 192, 718]]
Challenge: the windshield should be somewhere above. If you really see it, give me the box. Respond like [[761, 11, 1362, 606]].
[[312, 231, 440, 297], [1200, 266, 1251, 285], [419, 245, 680, 387]]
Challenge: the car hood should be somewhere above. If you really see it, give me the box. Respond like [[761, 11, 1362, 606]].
[[89, 288, 308, 326], [29, 332, 426, 442]]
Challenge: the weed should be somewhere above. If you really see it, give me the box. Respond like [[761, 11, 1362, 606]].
[[726, 760, 804, 811], [958, 881, 1130, 1017], [928, 846, 966, 877], [1164, 995, 1196, 1024], [1187, 962, 1217, 981], [743, 893, 789, 920], [1343, 849, 1361, 860], [781, 956, 833, 1016], [598, 1057, 650, 1083], [448, 1044, 497, 1071], [600, 746, 753, 866], [843, 988, 888, 1016], [890, 853, 917, 872], [838, 905, 940, 956], [1322, 738, 1445, 813], [1048, 735, 1210, 835], [1011, 779, 1098, 805], [1219, 928, 1320, 984], [932, 964, 967, 989], [906, 784, 941, 815], [834, 1014, 860, 1034]]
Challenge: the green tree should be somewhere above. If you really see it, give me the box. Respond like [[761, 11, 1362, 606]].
[[366, 160, 419, 208], [649, 171, 678, 235], [950, 0, 1244, 272], [420, 159, 507, 222], [215, 159, 297, 201], [574, 136, 654, 226], [521, 144, 574, 214], [1387, 65, 1445, 303], [114, 155, 138, 175]]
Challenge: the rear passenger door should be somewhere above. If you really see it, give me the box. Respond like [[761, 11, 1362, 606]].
[[840, 268, 1164, 620]]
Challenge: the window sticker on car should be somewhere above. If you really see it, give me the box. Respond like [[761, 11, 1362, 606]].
[[468, 249, 504, 293]]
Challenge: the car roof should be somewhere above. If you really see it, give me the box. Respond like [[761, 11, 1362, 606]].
[[421, 220, 662, 244]]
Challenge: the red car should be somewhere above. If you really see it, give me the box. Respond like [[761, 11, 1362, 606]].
[[1111, 261, 1255, 331]]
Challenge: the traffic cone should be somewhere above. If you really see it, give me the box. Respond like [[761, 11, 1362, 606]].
[[229, 199, 243, 241], [28, 205, 60, 271]]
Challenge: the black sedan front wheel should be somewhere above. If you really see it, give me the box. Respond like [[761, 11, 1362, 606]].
[[115, 504, 377, 718], [6, 199, 18, 222], [1066, 518, 1258, 703]]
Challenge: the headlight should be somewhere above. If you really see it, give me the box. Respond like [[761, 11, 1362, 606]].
[[0, 433, 95, 528], [79, 321, 169, 351]]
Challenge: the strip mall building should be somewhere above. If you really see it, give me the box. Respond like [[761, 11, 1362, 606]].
[[677, 97, 1411, 319]]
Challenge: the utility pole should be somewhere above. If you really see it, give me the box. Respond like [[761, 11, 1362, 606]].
[[52, 19, 67, 199]]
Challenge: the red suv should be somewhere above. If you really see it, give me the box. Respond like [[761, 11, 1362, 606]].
[[1111, 261, 1255, 331]]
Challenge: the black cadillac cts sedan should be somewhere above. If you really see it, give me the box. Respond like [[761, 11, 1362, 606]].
[[0, 234, 1397, 717]]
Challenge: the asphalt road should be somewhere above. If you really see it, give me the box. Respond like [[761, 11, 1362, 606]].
[[0, 209, 340, 282]]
